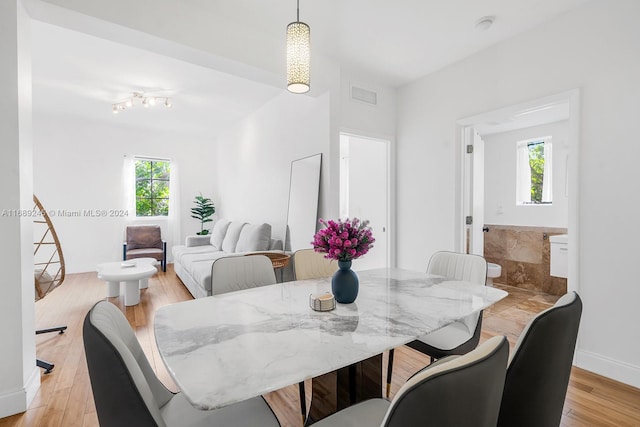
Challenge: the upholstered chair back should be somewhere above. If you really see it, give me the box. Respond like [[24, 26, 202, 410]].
[[497, 292, 582, 427], [211, 255, 276, 295], [426, 251, 487, 339], [427, 251, 488, 285], [126, 225, 163, 250], [293, 249, 338, 280], [384, 336, 509, 427], [83, 301, 173, 427]]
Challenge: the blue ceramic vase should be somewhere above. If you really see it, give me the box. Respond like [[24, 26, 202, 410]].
[[332, 260, 359, 303]]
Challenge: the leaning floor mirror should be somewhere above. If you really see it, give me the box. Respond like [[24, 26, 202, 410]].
[[285, 153, 322, 252]]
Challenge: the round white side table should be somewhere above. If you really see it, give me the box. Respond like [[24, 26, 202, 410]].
[[129, 258, 159, 289], [97, 260, 157, 306]]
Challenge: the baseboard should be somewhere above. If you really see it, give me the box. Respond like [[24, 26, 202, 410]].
[[25, 366, 41, 408], [575, 349, 640, 389], [0, 367, 40, 418]]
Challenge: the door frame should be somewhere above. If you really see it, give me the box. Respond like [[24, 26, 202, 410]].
[[455, 89, 581, 293]]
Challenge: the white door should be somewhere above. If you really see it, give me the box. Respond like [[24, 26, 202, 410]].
[[471, 130, 485, 255], [340, 134, 389, 270], [462, 127, 485, 256]]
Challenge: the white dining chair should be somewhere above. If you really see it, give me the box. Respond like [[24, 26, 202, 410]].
[[292, 248, 339, 424], [293, 248, 338, 280], [211, 255, 276, 295], [386, 251, 488, 396]]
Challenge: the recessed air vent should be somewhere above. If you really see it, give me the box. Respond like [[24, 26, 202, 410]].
[[350, 85, 378, 105]]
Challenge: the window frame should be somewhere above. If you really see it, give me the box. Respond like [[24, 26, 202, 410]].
[[134, 157, 171, 217], [516, 136, 552, 206]]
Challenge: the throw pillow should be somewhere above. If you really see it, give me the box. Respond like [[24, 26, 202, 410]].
[[236, 223, 272, 252], [209, 219, 231, 250], [221, 221, 247, 253]]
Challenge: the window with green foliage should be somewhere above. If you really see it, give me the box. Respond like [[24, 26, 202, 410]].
[[135, 159, 170, 216], [516, 137, 552, 205], [528, 142, 545, 202]]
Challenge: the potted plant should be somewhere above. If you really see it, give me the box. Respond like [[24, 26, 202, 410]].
[[191, 194, 215, 235]]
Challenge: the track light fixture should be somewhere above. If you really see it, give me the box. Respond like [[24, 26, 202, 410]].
[[112, 92, 173, 114]]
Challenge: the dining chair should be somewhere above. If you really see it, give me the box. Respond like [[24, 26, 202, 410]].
[[210, 255, 276, 295], [386, 251, 487, 396], [123, 225, 167, 272], [292, 248, 338, 424], [313, 335, 509, 427], [497, 291, 582, 427], [83, 301, 281, 427], [293, 248, 338, 280]]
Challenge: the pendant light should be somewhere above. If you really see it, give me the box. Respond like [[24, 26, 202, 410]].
[[286, 0, 310, 94]]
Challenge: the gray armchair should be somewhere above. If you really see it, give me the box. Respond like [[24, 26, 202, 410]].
[[123, 225, 167, 272]]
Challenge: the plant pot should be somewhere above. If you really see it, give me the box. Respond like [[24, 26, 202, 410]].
[[331, 260, 359, 304]]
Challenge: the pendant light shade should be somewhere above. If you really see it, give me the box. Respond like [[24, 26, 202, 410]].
[[286, 1, 310, 94]]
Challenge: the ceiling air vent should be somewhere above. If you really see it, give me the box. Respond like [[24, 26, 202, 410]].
[[350, 85, 378, 105]]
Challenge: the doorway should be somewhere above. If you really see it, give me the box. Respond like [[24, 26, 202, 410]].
[[339, 133, 390, 270], [457, 90, 580, 293]]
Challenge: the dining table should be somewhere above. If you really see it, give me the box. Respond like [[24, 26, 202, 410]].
[[154, 268, 508, 423]]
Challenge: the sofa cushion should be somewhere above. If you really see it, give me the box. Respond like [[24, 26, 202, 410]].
[[221, 222, 247, 253], [186, 235, 212, 248], [172, 245, 219, 265], [209, 219, 231, 250], [185, 253, 239, 292], [236, 223, 272, 252]]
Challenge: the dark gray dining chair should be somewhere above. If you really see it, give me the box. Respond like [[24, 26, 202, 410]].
[[387, 251, 487, 396], [497, 291, 582, 427], [83, 301, 280, 427], [314, 335, 509, 427]]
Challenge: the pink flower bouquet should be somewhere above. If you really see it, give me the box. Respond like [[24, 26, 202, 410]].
[[312, 218, 375, 261]]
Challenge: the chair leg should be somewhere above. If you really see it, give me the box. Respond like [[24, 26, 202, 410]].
[[298, 381, 307, 425], [36, 325, 67, 335], [35, 325, 67, 374], [386, 348, 395, 397], [36, 358, 54, 374]]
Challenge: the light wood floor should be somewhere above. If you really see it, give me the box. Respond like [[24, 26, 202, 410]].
[[2, 265, 639, 427]]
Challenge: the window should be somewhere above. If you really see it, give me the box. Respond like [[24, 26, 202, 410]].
[[135, 158, 171, 216], [516, 137, 552, 205]]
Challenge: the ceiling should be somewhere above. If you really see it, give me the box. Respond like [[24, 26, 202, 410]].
[[30, 0, 591, 136], [31, 22, 283, 137]]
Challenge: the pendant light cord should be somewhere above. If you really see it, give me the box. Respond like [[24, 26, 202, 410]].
[[297, 0, 300, 22]]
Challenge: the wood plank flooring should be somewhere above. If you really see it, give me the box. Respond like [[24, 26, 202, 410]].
[[1, 265, 639, 427]]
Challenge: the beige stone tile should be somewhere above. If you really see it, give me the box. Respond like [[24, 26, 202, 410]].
[[515, 299, 554, 314], [530, 293, 561, 304]]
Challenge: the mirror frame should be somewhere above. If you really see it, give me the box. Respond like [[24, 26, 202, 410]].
[[285, 153, 322, 252]]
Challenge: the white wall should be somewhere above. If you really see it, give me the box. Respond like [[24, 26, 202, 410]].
[[215, 91, 331, 244], [33, 113, 216, 273], [483, 121, 569, 227], [0, 0, 39, 417], [397, 0, 640, 387]]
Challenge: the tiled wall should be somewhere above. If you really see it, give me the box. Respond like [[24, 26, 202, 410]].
[[483, 224, 567, 295]]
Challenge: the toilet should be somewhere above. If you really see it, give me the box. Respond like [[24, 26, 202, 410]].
[[486, 262, 502, 286]]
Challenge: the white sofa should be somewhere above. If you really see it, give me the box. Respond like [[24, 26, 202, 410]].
[[172, 219, 285, 298]]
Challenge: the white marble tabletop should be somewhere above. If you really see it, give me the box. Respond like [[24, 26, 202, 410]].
[[154, 268, 508, 410]]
